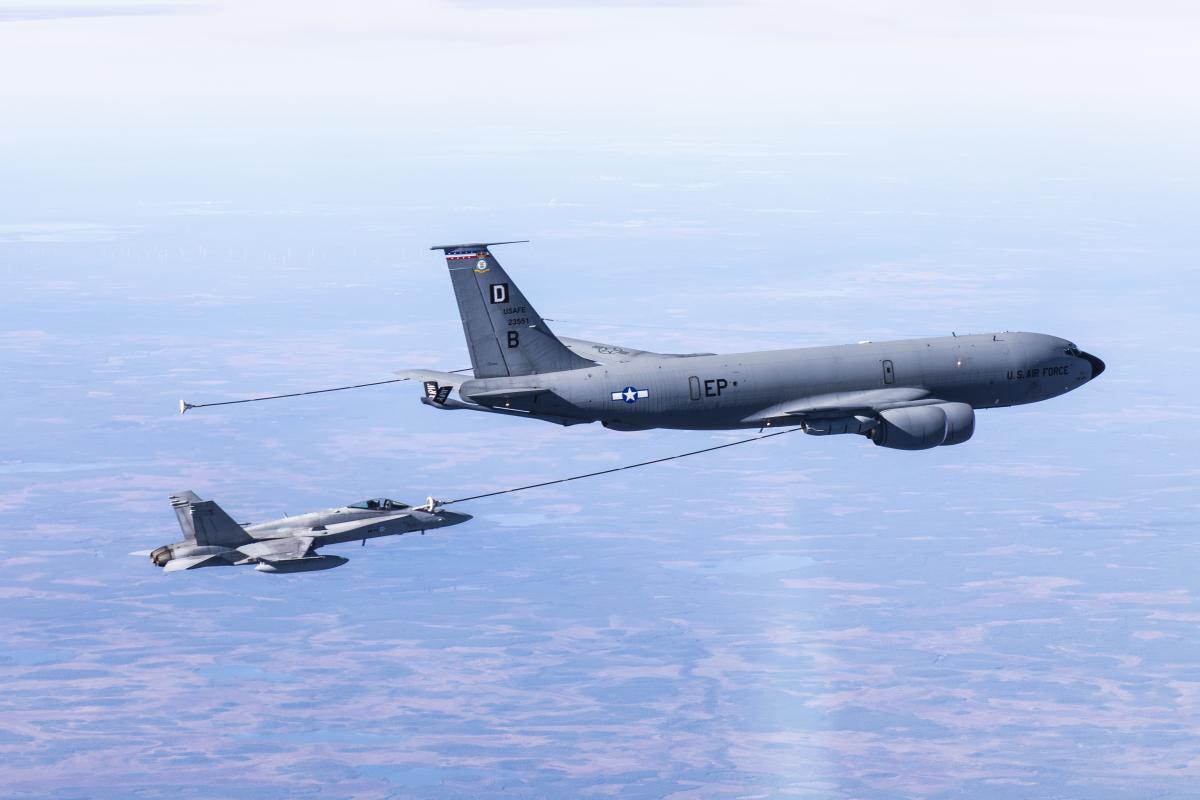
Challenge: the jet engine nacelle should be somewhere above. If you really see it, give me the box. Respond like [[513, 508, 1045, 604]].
[[870, 403, 975, 450], [939, 402, 976, 446]]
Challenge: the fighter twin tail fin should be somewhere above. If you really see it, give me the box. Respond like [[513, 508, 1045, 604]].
[[169, 491, 254, 547], [432, 242, 594, 379]]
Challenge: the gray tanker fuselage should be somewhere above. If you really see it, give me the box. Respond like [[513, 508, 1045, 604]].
[[402, 242, 1104, 449], [459, 331, 1099, 431]]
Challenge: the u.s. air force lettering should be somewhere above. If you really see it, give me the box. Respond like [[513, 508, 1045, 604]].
[[1008, 365, 1071, 380]]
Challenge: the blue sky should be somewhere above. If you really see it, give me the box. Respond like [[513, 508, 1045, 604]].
[[2, 2, 1199, 798]]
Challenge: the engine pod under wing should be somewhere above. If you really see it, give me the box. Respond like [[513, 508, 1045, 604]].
[[869, 402, 975, 450]]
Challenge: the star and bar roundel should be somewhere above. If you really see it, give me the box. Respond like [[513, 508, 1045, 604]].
[[611, 386, 649, 404]]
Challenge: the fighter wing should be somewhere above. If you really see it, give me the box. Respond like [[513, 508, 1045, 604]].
[[237, 536, 316, 562], [236, 536, 351, 573], [558, 336, 715, 365]]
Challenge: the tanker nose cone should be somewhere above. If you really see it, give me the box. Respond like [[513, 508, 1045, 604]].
[[1081, 351, 1105, 379]]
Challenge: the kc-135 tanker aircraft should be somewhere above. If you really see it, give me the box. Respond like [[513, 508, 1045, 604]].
[[403, 242, 1105, 450]]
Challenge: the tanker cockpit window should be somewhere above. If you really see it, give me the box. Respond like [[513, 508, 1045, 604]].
[[1064, 343, 1080, 357]]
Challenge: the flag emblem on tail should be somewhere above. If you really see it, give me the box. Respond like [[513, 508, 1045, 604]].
[[612, 386, 649, 403], [445, 248, 486, 261]]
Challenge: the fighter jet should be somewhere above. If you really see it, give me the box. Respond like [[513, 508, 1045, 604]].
[[134, 492, 472, 573], [402, 241, 1105, 450]]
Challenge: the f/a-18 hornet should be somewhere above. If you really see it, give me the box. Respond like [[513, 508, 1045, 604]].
[[403, 241, 1104, 450], [134, 492, 471, 573]]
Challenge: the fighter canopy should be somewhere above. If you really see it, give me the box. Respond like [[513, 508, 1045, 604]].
[[347, 498, 408, 511]]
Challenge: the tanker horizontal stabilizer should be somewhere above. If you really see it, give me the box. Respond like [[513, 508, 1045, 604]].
[[394, 368, 465, 384], [459, 386, 548, 401]]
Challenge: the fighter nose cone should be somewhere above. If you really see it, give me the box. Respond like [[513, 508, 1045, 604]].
[[1081, 351, 1105, 379]]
